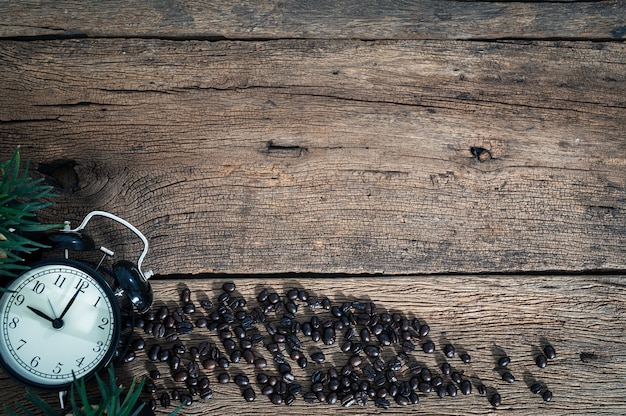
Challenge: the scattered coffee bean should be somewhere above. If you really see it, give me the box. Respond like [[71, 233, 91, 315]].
[[536, 354, 548, 369], [444, 343, 455, 358], [542, 390, 553, 402], [498, 356, 511, 367], [530, 383, 543, 394], [217, 372, 230, 384], [460, 353, 471, 363], [490, 393, 502, 407], [160, 392, 170, 408], [242, 387, 256, 402], [422, 341, 435, 353], [460, 380, 472, 395], [544, 345, 556, 360], [502, 372, 515, 383]]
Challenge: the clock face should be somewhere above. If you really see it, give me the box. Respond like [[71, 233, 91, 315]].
[[0, 260, 121, 390]]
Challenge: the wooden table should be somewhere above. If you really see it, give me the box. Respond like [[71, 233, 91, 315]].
[[1, 1, 625, 414]]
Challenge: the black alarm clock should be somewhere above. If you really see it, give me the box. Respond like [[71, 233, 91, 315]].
[[0, 211, 153, 391]]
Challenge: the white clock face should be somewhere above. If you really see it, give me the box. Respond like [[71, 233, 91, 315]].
[[0, 261, 120, 389]]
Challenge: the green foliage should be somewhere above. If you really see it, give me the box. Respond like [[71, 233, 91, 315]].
[[0, 147, 60, 278], [4, 365, 184, 416]]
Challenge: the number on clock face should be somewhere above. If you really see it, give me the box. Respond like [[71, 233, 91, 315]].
[[0, 262, 120, 389]]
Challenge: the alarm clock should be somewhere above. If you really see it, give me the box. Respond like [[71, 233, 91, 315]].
[[0, 211, 154, 391]]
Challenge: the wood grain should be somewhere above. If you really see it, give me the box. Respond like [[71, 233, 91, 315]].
[[2, 275, 625, 415], [0, 0, 625, 41], [1, 39, 624, 275]]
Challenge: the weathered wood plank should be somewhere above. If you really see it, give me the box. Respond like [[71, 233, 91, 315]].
[[2, 275, 625, 415], [0, 0, 625, 41], [0, 39, 624, 275]]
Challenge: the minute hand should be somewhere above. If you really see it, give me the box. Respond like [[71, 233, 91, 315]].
[[58, 287, 82, 320]]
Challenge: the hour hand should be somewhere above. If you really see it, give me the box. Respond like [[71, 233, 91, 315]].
[[27, 306, 55, 323]]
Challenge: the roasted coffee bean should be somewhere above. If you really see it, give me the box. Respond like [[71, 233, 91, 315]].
[[418, 382, 431, 393], [217, 357, 229, 369], [202, 358, 216, 370], [441, 362, 451, 376], [144, 380, 157, 394], [387, 358, 401, 371], [181, 288, 191, 303], [222, 282, 236, 293], [174, 370, 189, 382], [422, 341, 435, 353], [198, 377, 210, 390], [254, 357, 267, 369], [160, 392, 170, 408], [158, 349, 171, 362], [131, 338, 145, 351], [222, 339, 236, 351], [148, 344, 160, 361], [172, 308, 185, 323], [451, 372, 462, 384], [447, 383, 457, 397], [268, 292, 280, 304], [502, 372, 515, 383], [460, 380, 472, 395], [186, 376, 198, 388], [188, 361, 200, 378], [261, 385, 274, 396], [327, 391, 338, 405], [297, 289, 309, 301], [308, 296, 321, 308], [195, 317, 208, 328], [530, 383, 543, 394], [257, 289, 269, 303], [200, 299, 213, 309], [375, 397, 391, 409], [123, 351, 135, 363], [444, 344, 455, 358], [152, 322, 166, 339], [157, 306, 169, 320], [402, 340, 415, 354], [378, 332, 391, 346], [341, 393, 355, 407], [242, 387, 256, 402], [278, 362, 292, 374], [310, 351, 325, 363], [436, 385, 447, 398], [218, 292, 230, 305], [297, 356, 308, 369], [419, 324, 430, 337], [149, 369, 160, 380], [490, 393, 502, 407], [176, 321, 193, 335], [217, 372, 230, 384], [349, 355, 362, 368], [395, 395, 409, 406], [543, 390, 553, 402], [303, 392, 318, 403], [364, 345, 380, 358], [536, 354, 548, 369], [323, 327, 336, 345], [171, 389, 180, 401], [498, 356, 511, 367], [200, 388, 213, 401], [286, 334, 302, 351], [143, 311, 156, 322], [234, 374, 249, 387], [144, 322, 154, 335], [431, 376, 443, 388], [420, 367, 432, 382], [275, 381, 287, 394], [460, 353, 471, 363], [544, 345, 556, 360]]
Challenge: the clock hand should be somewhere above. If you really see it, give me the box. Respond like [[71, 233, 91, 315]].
[[27, 306, 55, 323], [58, 287, 82, 320]]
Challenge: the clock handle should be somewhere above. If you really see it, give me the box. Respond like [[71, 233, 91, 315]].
[[69, 210, 153, 279]]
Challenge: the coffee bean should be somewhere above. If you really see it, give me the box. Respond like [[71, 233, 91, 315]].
[[544, 345, 556, 360], [349, 355, 362, 368], [490, 393, 502, 407], [188, 361, 200, 378], [441, 362, 451, 376], [387, 358, 402, 371], [310, 351, 325, 363], [364, 345, 380, 358], [498, 356, 511, 367], [422, 341, 435, 353], [200, 388, 213, 401], [198, 377, 210, 389], [451, 371, 462, 384], [222, 282, 236, 293], [257, 289, 269, 303], [234, 374, 249, 387], [149, 369, 160, 379], [502, 372, 515, 383], [268, 292, 280, 304], [395, 395, 409, 406], [254, 357, 267, 369], [534, 353, 548, 369], [447, 383, 457, 397], [200, 299, 213, 309], [131, 338, 145, 351], [123, 351, 135, 363], [202, 358, 216, 370], [460, 353, 471, 363], [152, 322, 166, 339], [419, 324, 430, 337], [176, 321, 193, 335], [444, 344, 455, 358], [160, 392, 170, 408], [431, 376, 443, 387], [242, 387, 256, 402], [542, 390, 553, 402], [530, 383, 543, 394], [144, 380, 157, 394], [181, 288, 191, 303], [174, 370, 189, 382], [148, 344, 160, 361], [418, 382, 431, 393], [341, 393, 355, 407], [460, 380, 472, 395], [297, 289, 309, 301], [436, 385, 446, 398], [217, 372, 230, 384], [269, 393, 283, 405]]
